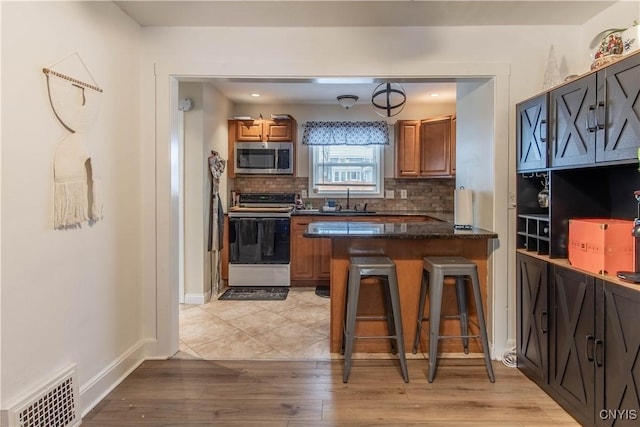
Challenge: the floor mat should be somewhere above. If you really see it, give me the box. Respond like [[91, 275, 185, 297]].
[[315, 285, 330, 298], [218, 287, 289, 301]]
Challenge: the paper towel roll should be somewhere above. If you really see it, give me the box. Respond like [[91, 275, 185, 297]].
[[454, 188, 473, 229]]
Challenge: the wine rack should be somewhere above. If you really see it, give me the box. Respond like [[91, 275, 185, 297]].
[[517, 213, 550, 255]]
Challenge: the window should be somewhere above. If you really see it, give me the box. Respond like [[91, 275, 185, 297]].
[[310, 144, 384, 198], [303, 121, 388, 198]]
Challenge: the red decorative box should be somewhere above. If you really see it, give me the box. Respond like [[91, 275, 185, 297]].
[[568, 219, 635, 275]]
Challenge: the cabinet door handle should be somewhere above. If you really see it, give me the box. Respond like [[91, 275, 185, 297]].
[[539, 119, 547, 143], [585, 334, 595, 361], [587, 105, 597, 132], [540, 311, 548, 333], [595, 338, 604, 367], [595, 101, 605, 130]]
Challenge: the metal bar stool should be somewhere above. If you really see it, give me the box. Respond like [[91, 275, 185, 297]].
[[412, 256, 495, 383], [342, 256, 409, 383]]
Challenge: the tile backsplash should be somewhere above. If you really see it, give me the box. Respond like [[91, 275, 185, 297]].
[[231, 177, 455, 212]]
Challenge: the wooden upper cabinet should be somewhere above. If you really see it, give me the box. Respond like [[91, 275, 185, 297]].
[[235, 120, 264, 141], [228, 117, 297, 178], [450, 115, 457, 176], [264, 120, 293, 141], [235, 119, 294, 142], [395, 120, 421, 177], [420, 115, 452, 177]]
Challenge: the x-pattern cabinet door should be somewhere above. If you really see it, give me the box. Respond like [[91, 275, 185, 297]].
[[550, 75, 597, 168], [596, 281, 640, 426], [550, 264, 596, 425], [516, 253, 548, 385], [597, 53, 640, 163], [516, 94, 548, 171]]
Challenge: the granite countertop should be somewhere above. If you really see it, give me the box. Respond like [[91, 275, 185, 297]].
[[292, 209, 454, 222], [303, 220, 497, 240]]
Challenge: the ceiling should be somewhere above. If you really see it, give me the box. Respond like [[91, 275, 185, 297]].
[[115, 1, 617, 106], [115, 1, 615, 27]]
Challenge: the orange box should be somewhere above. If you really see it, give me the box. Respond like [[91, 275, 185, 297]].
[[568, 218, 635, 275]]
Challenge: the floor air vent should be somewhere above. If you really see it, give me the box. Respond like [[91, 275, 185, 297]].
[[8, 365, 80, 427]]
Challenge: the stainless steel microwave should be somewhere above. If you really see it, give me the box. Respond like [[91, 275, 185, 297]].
[[234, 141, 294, 175]]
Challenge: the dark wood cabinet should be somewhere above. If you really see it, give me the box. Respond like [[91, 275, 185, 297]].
[[516, 93, 548, 171], [517, 260, 640, 426], [516, 253, 548, 386], [549, 264, 597, 425], [549, 52, 640, 169], [597, 281, 640, 427], [549, 74, 597, 168], [516, 51, 640, 427], [596, 53, 640, 163]]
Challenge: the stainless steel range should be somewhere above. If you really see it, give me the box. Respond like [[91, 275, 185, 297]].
[[227, 193, 295, 287]]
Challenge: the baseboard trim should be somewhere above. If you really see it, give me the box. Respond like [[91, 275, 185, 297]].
[[184, 290, 211, 305], [79, 338, 151, 418]]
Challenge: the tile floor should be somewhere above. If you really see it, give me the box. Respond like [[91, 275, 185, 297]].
[[177, 286, 470, 362], [178, 287, 333, 360]]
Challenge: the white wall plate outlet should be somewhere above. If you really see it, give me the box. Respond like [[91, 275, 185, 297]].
[[385, 190, 395, 199]]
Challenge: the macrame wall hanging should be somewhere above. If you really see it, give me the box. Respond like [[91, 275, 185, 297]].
[[43, 53, 103, 229]]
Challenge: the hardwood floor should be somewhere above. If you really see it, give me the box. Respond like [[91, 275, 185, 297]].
[[83, 358, 579, 426]]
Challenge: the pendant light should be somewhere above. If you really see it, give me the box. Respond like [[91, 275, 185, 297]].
[[371, 82, 406, 117]]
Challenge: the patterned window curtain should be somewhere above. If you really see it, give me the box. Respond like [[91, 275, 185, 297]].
[[302, 121, 389, 145]]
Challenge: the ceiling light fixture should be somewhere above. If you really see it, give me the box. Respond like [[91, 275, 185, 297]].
[[337, 95, 359, 109], [250, 93, 260, 97], [371, 82, 406, 117]]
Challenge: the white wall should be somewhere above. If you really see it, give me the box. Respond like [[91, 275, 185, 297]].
[[1, 1, 144, 416], [456, 79, 506, 353], [180, 82, 232, 303]]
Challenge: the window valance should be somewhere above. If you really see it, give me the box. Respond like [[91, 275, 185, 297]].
[[302, 121, 389, 145]]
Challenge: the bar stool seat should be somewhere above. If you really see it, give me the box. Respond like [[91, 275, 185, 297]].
[[412, 256, 494, 383], [342, 256, 409, 383]]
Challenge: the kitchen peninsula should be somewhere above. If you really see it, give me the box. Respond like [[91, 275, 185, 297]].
[[304, 220, 498, 354]]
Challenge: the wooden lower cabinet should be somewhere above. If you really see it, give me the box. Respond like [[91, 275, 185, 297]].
[[290, 216, 341, 284], [290, 217, 317, 280], [291, 216, 392, 285], [517, 252, 640, 426]]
